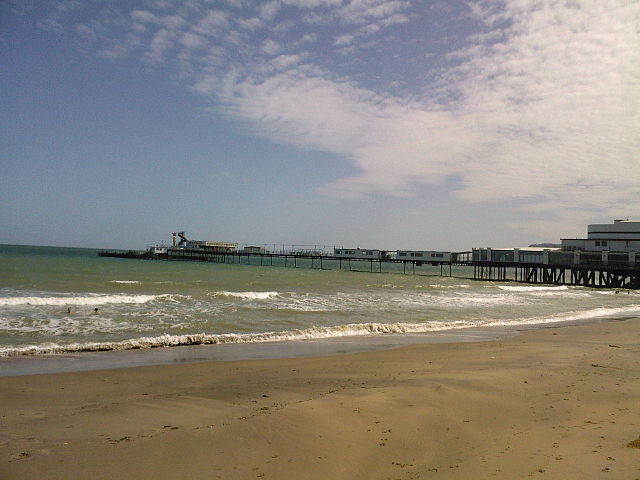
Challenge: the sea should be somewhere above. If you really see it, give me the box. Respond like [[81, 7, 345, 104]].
[[1, 244, 639, 363]]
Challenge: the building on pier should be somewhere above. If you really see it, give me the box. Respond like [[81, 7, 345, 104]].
[[473, 219, 640, 267], [185, 240, 238, 252], [243, 245, 268, 254], [561, 219, 640, 253], [396, 251, 453, 262], [472, 247, 559, 264], [333, 248, 387, 260], [149, 245, 168, 255]]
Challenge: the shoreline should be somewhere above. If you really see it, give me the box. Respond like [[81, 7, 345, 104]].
[[0, 317, 625, 377], [1, 317, 638, 479]]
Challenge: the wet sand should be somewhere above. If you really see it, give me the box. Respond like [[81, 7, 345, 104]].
[[1, 319, 639, 479]]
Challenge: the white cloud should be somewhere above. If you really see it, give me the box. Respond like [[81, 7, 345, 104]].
[[131, 10, 157, 24], [74, 23, 97, 39], [337, 0, 410, 24], [380, 13, 408, 27], [259, 1, 281, 21], [237, 17, 263, 30], [214, 0, 640, 222], [33, 0, 640, 226], [260, 38, 282, 55], [359, 23, 380, 35], [161, 14, 186, 30], [180, 31, 207, 49], [334, 34, 354, 46], [219, 68, 377, 156], [271, 54, 303, 70], [145, 28, 175, 63], [96, 33, 141, 60], [299, 33, 317, 43], [282, 0, 342, 8], [193, 10, 230, 35]]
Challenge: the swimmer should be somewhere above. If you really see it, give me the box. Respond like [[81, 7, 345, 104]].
[[67, 307, 72, 314], [93, 308, 99, 313]]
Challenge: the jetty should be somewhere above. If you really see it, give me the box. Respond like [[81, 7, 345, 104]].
[[99, 246, 640, 289], [99, 221, 640, 289]]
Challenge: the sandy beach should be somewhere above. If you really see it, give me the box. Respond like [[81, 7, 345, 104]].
[[1, 319, 639, 479]]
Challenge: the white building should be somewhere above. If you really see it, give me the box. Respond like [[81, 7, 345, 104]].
[[333, 248, 386, 260], [472, 247, 557, 264], [561, 219, 640, 252], [243, 245, 267, 254], [185, 241, 238, 252], [148, 245, 168, 255], [396, 251, 452, 262]]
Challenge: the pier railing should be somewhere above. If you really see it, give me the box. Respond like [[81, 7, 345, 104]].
[[99, 247, 640, 289]]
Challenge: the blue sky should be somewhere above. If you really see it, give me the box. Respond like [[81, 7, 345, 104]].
[[1, 0, 639, 250]]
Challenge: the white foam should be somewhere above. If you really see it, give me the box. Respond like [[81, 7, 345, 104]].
[[0, 293, 169, 306], [3, 301, 640, 357], [0, 321, 467, 356], [429, 284, 471, 289], [488, 304, 640, 327], [496, 285, 569, 292], [108, 280, 141, 284], [526, 291, 590, 297], [553, 304, 640, 322], [214, 291, 279, 300], [243, 290, 531, 312]]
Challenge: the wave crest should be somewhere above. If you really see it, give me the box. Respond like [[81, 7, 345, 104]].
[[214, 291, 279, 300], [497, 285, 569, 292], [0, 321, 467, 357], [0, 294, 169, 306], [2, 301, 640, 357]]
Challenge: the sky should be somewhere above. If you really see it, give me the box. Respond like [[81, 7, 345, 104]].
[[1, 0, 639, 251]]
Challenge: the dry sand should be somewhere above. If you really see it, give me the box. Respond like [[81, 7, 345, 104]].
[[1, 319, 639, 479]]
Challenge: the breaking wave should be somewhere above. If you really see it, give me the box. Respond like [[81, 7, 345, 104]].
[[0, 293, 170, 306], [213, 291, 279, 300], [496, 285, 569, 292], [3, 302, 639, 357], [0, 321, 465, 356]]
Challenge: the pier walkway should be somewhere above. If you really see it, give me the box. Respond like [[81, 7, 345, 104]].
[[99, 248, 640, 289]]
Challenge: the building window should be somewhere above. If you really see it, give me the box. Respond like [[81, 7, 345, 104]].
[[595, 241, 600, 246], [601, 241, 607, 246]]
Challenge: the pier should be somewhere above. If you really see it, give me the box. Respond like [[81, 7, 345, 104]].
[[98, 247, 640, 289], [473, 262, 639, 289], [100, 248, 456, 275]]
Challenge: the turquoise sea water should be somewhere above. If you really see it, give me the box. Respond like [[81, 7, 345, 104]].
[[1, 244, 639, 357]]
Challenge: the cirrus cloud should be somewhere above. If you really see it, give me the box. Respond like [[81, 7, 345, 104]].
[[30, 0, 640, 227]]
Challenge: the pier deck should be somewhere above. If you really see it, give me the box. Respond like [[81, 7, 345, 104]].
[[98, 248, 640, 289]]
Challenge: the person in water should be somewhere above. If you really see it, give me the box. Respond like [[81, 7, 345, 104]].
[[93, 308, 99, 313]]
